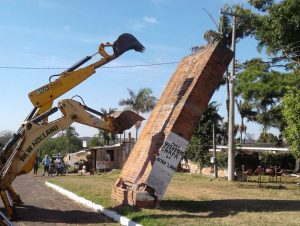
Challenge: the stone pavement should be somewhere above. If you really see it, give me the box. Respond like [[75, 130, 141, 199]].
[[0, 173, 117, 226]]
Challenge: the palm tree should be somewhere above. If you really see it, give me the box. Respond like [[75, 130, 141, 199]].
[[193, 6, 254, 125], [235, 100, 257, 144], [119, 88, 157, 140], [99, 108, 117, 145]]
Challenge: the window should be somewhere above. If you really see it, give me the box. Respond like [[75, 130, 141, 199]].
[[106, 149, 114, 161]]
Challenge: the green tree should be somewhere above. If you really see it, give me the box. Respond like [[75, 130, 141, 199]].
[[235, 58, 297, 132], [282, 86, 300, 158], [250, 0, 300, 65], [257, 131, 278, 144], [119, 88, 157, 140], [186, 102, 224, 172], [193, 5, 254, 49], [64, 126, 79, 137], [235, 100, 257, 143], [40, 126, 82, 156], [234, 0, 300, 161], [193, 5, 254, 126], [98, 108, 117, 145], [0, 130, 14, 147], [89, 135, 101, 147], [59, 126, 81, 153], [248, 0, 274, 12], [39, 138, 57, 157], [63, 126, 79, 153]]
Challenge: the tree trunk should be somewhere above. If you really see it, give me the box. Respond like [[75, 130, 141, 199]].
[[135, 127, 139, 141], [226, 70, 230, 127], [135, 120, 142, 141], [294, 158, 300, 173], [240, 117, 244, 145], [243, 126, 247, 144]]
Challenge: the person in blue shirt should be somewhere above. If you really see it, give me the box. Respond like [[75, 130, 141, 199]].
[[41, 155, 51, 176]]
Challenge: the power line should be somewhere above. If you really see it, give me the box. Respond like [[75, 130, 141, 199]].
[[0, 61, 179, 70], [0, 56, 294, 72]]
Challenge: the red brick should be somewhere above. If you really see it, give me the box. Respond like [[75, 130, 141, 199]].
[[112, 43, 233, 206]]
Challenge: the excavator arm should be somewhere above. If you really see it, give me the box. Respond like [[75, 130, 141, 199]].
[[28, 33, 145, 118], [0, 32, 144, 169]]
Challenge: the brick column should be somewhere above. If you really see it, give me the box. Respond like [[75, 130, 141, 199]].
[[112, 42, 233, 207]]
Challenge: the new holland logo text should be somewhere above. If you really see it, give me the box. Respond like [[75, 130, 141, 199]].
[[19, 125, 59, 161], [35, 85, 49, 95]]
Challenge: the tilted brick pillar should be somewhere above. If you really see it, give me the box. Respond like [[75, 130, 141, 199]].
[[112, 42, 233, 207]]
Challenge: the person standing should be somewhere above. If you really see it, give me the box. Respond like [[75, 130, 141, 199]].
[[41, 155, 51, 176], [33, 156, 39, 176]]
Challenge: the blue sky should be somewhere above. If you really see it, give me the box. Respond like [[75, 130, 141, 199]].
[[0, 0, 271, 139]]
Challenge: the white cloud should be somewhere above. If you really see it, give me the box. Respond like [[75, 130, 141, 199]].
[[143, 16, 159, 24], [127, 22, 146, 32], [127, 16, 159, 32]]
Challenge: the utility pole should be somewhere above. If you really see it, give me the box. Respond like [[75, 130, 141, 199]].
[[220, 8, 237, 181], [213, 124, 218, 178]]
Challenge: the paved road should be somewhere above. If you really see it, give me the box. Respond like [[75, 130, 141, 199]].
[[0, 174, 117, 226]]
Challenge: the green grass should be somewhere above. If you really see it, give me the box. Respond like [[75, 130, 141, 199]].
[[48, 171, 300, 226]]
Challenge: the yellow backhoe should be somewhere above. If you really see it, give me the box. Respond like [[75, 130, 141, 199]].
[[0, 33, 145, 223]]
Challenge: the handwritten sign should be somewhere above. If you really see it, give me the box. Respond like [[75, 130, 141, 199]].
[[146, 132, 188, 198]]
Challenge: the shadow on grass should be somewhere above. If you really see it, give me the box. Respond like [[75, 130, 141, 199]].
[[1, 205, 111, 224], [162, 199, 300, 214], [113, 199, 300, 222]]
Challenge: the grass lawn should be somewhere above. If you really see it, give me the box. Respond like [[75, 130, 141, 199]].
[[48, 170, 300, 226]]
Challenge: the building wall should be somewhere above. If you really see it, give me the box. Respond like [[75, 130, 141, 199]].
[[89, 142, 134, 170]]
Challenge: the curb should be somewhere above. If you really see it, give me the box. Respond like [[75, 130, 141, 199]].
[[45, 181, 142, 226]]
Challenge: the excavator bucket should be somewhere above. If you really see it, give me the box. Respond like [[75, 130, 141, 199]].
[[110, 110, 145, 134], [113, 33, 145, 56]]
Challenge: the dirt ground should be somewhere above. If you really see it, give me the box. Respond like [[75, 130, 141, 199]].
[[0, 173, 117, 226]]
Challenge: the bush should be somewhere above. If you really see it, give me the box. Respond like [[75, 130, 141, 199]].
[[259, 152, 295, 169], [235, 151, 260, 171], [213, 151, 295, 171], [216, 151, 228, 169]]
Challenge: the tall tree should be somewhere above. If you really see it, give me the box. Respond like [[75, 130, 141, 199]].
[[235, 0, 300, 162], [257, 131, 279, 144], [186, 102, 224, 172], [193, 5, 255, 134], [39, 135, 82, 157], [250, 0, 300, 65], [119, 88, 157, 140], [98, 108, 117, 145], [235, 100, 257, 143], [282, 84, 300, 158], [64, 126, 79, 137], [62, 126, 79, 153], [235, 58, 295, 132], [0, 130, 14, 147], [58, 126, 82, 153]]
